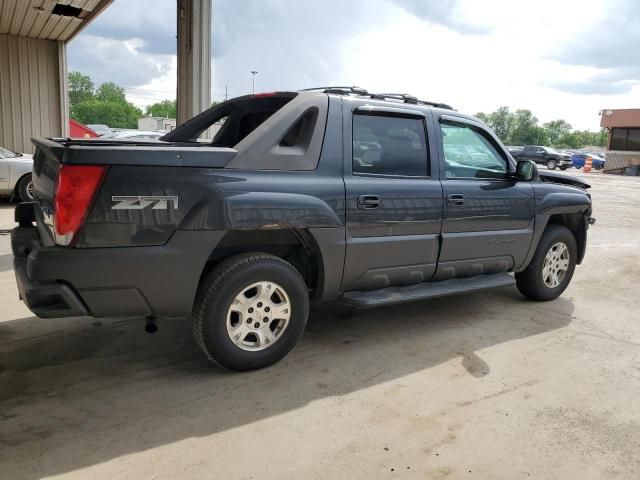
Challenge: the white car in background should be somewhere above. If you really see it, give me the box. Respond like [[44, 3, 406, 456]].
[[109, 130, 165, 140], [0, 146, 34, 202]]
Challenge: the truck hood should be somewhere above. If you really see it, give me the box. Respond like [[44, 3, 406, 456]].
[[539, 170, 590, 189]]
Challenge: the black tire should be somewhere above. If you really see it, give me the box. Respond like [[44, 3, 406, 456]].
[[546, 159, 557, 170], [516, 224, 577, 301], [595, 163, 604, 171], [192, 252, 309, 371], [16, 174, 34, 202], [559, 165, 568, 170]]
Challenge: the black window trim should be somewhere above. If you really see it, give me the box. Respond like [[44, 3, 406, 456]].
[[439, 114, 514, 182], [351, 109, 431, 179]]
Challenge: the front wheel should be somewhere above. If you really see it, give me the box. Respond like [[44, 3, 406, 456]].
[[192, 252, 309, 371], [516, 224, 577, 301], [546, 159, 558, 170]]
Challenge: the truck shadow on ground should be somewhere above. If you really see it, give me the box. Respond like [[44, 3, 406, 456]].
[[0, 288, 574, 479]]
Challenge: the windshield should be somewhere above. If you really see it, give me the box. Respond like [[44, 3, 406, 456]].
[[0, 147, 17, 159]]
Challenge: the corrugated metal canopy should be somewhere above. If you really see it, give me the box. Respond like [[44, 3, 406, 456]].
[[0, 0, 111, 42]]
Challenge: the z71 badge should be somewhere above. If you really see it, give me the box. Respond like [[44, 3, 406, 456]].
[[111, 195, 179, 210]]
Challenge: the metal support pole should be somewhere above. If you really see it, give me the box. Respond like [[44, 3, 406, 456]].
[[251, 70, 258, 94], [176, 0, 212, 125]]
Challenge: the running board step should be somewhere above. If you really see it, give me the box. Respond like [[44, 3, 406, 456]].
[[341, 273, 516, 308]]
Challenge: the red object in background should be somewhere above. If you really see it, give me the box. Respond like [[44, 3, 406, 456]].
[[69, 119, 98, 138]]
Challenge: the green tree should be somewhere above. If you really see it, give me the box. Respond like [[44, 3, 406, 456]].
[[543, 119, 572, 146], [68, 71, 94, 108], [509, 109, 541, 145], [475, 112, 490, 124], [95, 82, 127, 103], [487, 106, 514, 143], [145, 99, 177, 118], [72, 99, 142, 129], [474, 107, 515, 143], [68, 73, 143, 129], [475, 106, 606, 149]]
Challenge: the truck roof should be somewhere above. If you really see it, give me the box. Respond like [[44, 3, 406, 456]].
[[299, 86, 484, 126], [300, 86, 453, 109], [161, 87, 486, 147]]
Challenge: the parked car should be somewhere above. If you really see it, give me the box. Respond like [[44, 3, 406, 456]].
[[109, 130, 164, 140], [87, 124, 113, 137], [12, 87, 594, 371], [571, 153, 605, 170], [0, 146, 33, 201], [506, 145, 523, 156], [512, 145, 573, 170]]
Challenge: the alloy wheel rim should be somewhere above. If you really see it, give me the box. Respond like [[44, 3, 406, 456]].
[[226, 281, 291, 351], [542, 242, 570, 288], [26, 181, 35, 199]]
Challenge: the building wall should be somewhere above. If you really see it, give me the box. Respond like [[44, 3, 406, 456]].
[[0, 34, 63, 154], [138, 117, 177, 131]]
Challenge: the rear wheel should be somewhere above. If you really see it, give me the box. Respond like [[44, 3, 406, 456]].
[[516, 224, 577, 301], [192, 252, 309, 371], [16, 174, 34, 202], [595, 163, 604, 171], [546, 159, 557, 170]]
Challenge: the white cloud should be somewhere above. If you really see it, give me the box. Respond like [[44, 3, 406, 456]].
[[68, 0, 640, 130]]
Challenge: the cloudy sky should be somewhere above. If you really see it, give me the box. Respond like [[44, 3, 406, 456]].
[[68, 0, 640, 130]]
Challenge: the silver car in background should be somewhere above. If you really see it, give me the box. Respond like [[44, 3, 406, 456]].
[[0, 146, 34, 202]]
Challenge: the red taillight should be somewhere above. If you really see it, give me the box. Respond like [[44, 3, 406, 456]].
[[253, 92, 277, 97], [54, 164, 107, 245]]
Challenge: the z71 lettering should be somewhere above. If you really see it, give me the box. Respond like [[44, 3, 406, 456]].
[[111, 195, 178, 210]]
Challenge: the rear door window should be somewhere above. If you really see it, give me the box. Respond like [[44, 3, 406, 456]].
[[352, 114, 429, 176]]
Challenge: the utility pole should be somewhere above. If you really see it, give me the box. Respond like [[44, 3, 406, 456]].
[[250, 70, 258, 94], [225, 85, 228, 101]]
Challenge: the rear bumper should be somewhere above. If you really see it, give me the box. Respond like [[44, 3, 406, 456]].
[[12, 204, 225, 319], [13, 255, 89, 318]]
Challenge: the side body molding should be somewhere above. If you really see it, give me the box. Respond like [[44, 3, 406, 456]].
[[221, 192, 343, 230]]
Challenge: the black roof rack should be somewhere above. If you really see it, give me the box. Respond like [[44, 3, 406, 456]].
[[370, 93, 418, 104], [300, 86, 369, 95], [371, 93, 453, 110], [300, 86, 453, 110]]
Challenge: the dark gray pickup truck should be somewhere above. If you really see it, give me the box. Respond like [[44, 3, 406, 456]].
[[12, 87, 594, 371]]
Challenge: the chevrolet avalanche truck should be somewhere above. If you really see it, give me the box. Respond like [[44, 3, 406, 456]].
[[12, 87, 594, 371]]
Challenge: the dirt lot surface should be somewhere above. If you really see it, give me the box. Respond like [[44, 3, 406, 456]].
[[1, 171, 639, 479]]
